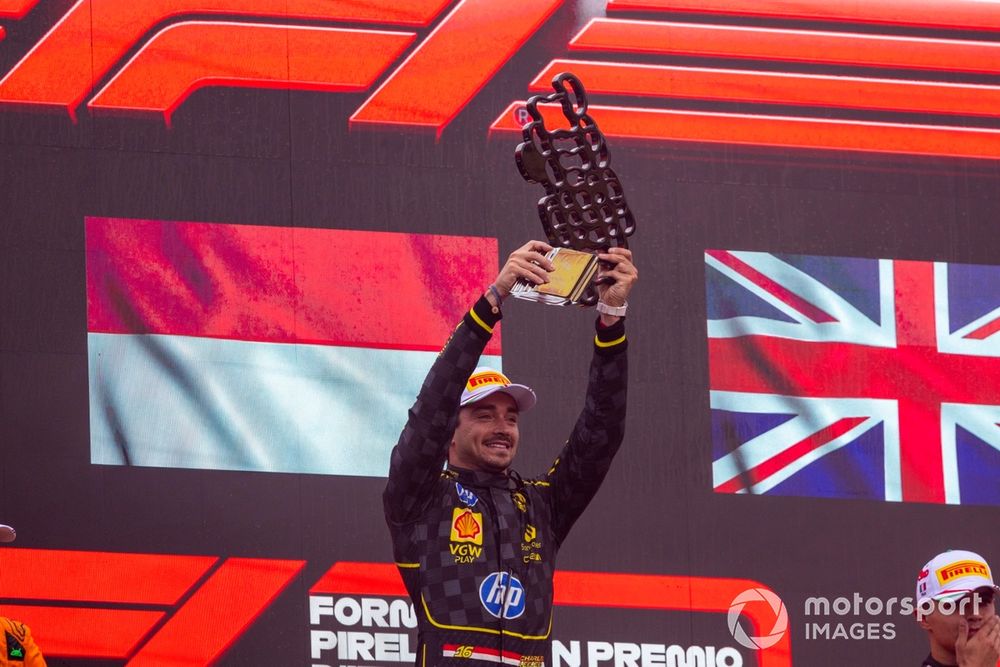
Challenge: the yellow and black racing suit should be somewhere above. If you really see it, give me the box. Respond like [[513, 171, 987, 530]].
[[383, 296, 628, 666]]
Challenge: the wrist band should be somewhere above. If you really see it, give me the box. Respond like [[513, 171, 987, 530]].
[[596, 300, 627, 317], [488, 284, 503, 314]]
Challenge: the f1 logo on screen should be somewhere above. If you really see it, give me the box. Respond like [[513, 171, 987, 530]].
[[0, 548, 305, 664], [3, 0, 1000, 157], [0, 0, 562, 132]]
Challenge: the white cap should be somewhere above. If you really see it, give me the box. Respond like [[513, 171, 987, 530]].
[[917, 550, 998, 603], [0, 524, 15, 543], [460, 367, 536, 412]]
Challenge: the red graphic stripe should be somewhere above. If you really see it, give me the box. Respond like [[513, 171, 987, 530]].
[[491, 102, 1000, 160], [706, 250, 836, 323], [313, 564, 791, 667], [532, 59, 1000, 118], [85, 217, 501, 354], [88, 23, 414, 124], [571, 20, 1000, 75], [0, 0, 450, 118], [965, 317, 1000, 341], [1, 606, 163, 659], [553, 570, 760, 611], [350, 0, 562, 135], [714, 417, 868, 493], [0, 548, 215, 604], [127, 558, 304, 666], [0, 0, 37, 18], [310, 562, 407, 596], [606, 0, 1000, 32]]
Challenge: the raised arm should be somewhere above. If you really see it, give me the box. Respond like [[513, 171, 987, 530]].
[[382, 296, 499, 524], [383, 240, 557, 524], [542, 247, 637, 544]]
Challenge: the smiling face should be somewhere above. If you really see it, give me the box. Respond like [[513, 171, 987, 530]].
[[919, 587, 997, 661], [449, 392, 520, 473]]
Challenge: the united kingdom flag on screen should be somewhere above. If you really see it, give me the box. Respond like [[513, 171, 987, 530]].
[[705, 250, 1000, 506]]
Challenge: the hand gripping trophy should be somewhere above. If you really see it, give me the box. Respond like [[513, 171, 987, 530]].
[[511, 72, 637, 307]]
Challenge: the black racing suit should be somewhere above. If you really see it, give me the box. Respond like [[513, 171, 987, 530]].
[[383, 296, 628, 666]]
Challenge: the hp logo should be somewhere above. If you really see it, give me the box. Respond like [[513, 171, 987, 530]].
[[479, 572, 526, 619]]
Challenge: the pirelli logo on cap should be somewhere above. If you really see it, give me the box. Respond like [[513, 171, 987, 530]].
[[466, 371, 510, 392], [936, 560, 990, 585]]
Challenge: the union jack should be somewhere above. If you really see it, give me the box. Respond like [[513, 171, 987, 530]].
[[706, 249, 1000, 506]]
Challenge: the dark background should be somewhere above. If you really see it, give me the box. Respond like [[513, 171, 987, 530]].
[[3, 0, 1000, 664]]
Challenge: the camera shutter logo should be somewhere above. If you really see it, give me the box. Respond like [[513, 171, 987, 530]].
[[727, 588, 788, 650]]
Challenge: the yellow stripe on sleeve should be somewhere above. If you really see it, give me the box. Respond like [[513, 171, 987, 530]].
[[594, 333, 626, 348], [468, 308, 493, 334]]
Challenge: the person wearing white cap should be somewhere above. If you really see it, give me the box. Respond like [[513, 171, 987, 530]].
[[916, 549, 1000, 667], [384, 240, 637, 666], [0, 524, 48, 667]]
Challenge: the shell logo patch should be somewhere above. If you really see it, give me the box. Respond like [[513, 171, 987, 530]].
[[451, 508, 483, 545]]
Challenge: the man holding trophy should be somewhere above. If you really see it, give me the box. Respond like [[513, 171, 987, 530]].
[[384, 69, 637, 665], [383, 239, 636, 666]]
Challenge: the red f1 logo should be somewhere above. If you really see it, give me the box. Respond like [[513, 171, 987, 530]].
[[0, 0, 561, 135], [0, 548, 304, 664], [5, 0, 1000, 156]]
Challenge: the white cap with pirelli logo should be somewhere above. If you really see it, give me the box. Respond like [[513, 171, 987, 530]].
[[460, 367, 536, 412], [916, 550, 999, 604]]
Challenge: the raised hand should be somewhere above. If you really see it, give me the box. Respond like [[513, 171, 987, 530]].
[[492, 240, 555, 298], [957, 616, 1000, 667], [595, 247, 638, 308]]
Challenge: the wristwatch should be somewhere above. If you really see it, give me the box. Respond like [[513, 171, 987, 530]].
[[596, 300, 627, 317]]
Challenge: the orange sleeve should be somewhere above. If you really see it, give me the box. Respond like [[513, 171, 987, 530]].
[[22, 625, 46, 667], [0, 617, 47, 667]]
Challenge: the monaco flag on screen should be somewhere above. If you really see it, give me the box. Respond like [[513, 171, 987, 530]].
[[85, 217, 500, 475], [706, 249, 1000, 506]]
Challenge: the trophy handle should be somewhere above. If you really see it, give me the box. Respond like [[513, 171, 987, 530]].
[[514, 71, 637, 307]]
